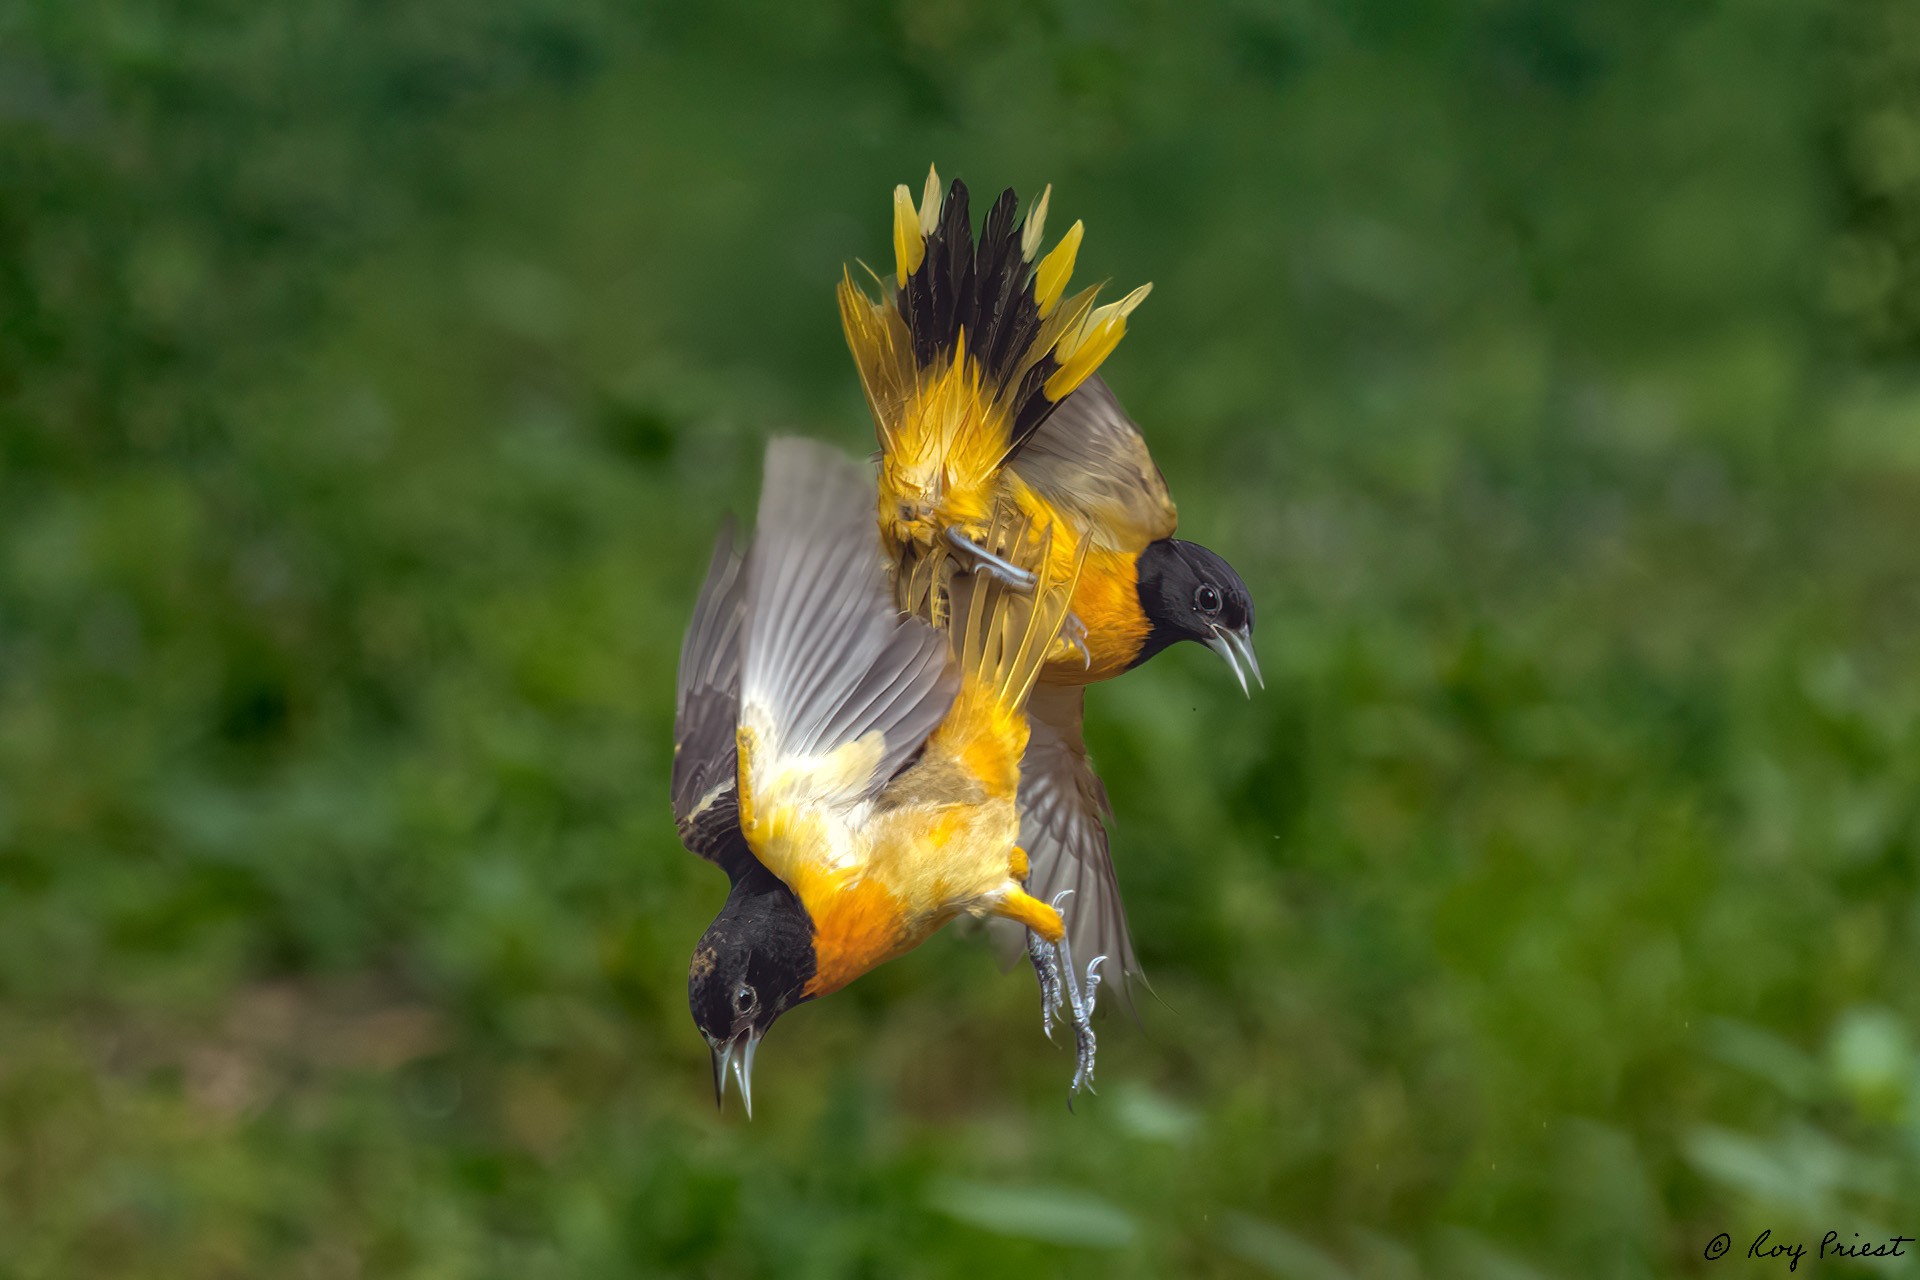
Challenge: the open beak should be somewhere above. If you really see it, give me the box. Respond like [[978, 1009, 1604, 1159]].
[[707, 1030, 761, 1119], [1205, 624, 1263, 696]]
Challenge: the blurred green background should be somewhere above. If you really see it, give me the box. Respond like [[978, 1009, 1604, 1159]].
[[5, 0, 1920, 1275]]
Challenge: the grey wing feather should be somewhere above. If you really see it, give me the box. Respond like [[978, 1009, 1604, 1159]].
[[671, 521, 756, 879], [1008, 375, 1179, 550], [992, 684, 1144, 1012], [739, 437, 957, 799]]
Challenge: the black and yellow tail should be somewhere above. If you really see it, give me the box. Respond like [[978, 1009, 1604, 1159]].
[[840, 167, 1150, 549]]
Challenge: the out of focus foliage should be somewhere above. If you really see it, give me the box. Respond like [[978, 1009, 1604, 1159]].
[[4, 1, 1919, 1276], [1830, 0, 1920, 358]]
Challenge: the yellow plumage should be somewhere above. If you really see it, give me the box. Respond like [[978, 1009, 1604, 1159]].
[[838, 166, 1149, 587], [735, 507, 1085, 996]]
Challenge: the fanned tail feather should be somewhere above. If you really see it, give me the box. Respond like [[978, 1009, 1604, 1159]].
[[840, 167, 1151, 554]]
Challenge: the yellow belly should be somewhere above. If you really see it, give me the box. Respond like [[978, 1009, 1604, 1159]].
[[790, 796, 1023, 997]]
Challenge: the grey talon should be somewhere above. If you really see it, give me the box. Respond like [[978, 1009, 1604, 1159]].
[[1061, 615, 1092, 668], [1052, 918, 1102, 1098], [1027, 927, 1062, 1040], [1028, 891, 1100, 1097]]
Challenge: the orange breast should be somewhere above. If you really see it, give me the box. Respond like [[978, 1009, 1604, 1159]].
[[1045, 546, 1149, 684], [799, 873, 918, 998]]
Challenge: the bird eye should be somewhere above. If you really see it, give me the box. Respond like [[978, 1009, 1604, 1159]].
[[1195, 584, 1222, 615], [732, 984, 756, 1015]]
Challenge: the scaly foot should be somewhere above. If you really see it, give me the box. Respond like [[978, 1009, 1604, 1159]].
[[1027, 926, 1063, 1040], [1045, 890, 1105, 1101]]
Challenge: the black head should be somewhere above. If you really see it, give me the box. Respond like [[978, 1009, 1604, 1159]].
[[688, 863, 816, 1117], [1134, 538, 1262, 694]]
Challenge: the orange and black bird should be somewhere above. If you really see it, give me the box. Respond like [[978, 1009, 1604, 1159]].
[[837, 168, 1259, 1008], [671, 517, 812, 1114], [675, 437, 1105, 1111]]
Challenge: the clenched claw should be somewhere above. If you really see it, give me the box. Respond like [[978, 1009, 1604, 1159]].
[[1023, 889, 1103, 1099], [1075, 955, 1105, 1097], [1060, 949, 1102, 1098], [1049, 904, 1105, 1100], [1027, 927, 1063, 1040], [1060, 614, 1092, 669], [945, 526, 1037, 591]]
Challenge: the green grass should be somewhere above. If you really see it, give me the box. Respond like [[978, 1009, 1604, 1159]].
[[5, 1, 1920, 1276]]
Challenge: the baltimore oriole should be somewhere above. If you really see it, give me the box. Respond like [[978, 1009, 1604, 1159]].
[[838, 169, 1259, 1010], [677, 437, 1106, 1113]]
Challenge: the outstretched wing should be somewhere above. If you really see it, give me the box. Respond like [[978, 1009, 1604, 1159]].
[[737, 438, 959, 863], [993, 683, 1144, 1010], [671, 520, 757, 882], [1006, 374, 1178, 553]]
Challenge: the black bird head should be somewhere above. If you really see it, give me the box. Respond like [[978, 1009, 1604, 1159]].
[[1135, 537, 1262, 694], [688, 863, 817, 1118]]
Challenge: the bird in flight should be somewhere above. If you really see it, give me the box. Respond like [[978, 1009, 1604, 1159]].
[[839, 168, 1259, 1016], [674, 170, 1261, 1109], [676, 438, 1100, 1112]]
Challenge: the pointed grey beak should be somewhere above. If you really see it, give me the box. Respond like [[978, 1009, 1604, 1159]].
[[709, 1036, 730, 1109], [707, 1031, 761, 1119], [1205, 624, 1263, 696]]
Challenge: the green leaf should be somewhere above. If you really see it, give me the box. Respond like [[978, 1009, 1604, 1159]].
[[924, 1180, 1137, 1250]]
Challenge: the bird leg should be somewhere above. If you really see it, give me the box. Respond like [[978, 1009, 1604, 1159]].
[[945, 526, 1036, 591], [1009, 850, 1061, 1038], [1027, 927, 1064, 1040], [998, 885, 1102, 1094], [1048, 889, 1104, 1098]]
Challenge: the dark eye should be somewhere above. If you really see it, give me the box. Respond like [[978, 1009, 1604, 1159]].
[[732, 984, 756, 1015], [1195, 584, 1222, 615]]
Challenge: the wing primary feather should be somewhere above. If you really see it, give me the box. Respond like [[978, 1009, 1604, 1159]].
[[1005, 374, 1179, 551], [994, 685, 1146, 1016], [671, 520, 756, 880], [738, 438, 959, 806]]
